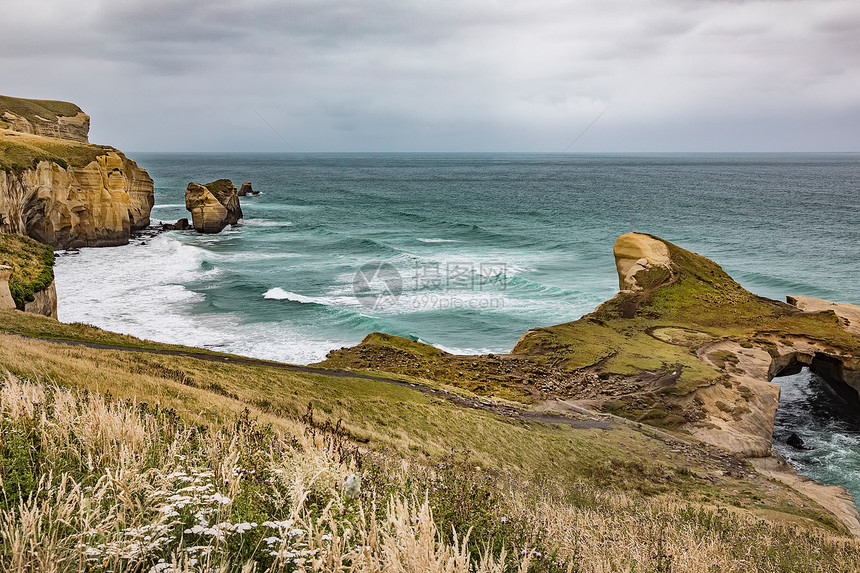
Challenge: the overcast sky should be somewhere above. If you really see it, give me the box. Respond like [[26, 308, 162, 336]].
[[3, 0, 859, 152]]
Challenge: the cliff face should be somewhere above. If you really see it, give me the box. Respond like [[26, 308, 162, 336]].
[[22, 281, 57, 318], [0, 149, 154, 248], [0, 95, 153, 249], [0, 95, 90, 143]]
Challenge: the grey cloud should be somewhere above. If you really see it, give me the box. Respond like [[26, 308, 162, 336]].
[[2, 0, 858, 151]]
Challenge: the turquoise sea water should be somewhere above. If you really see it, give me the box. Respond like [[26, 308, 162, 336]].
[[54, 153, 860, 500]]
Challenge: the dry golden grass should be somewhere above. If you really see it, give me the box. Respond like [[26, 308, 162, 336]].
[[0, 374, 525, 572], [0, 330, 850, 536], [3, 373, 860, 572]]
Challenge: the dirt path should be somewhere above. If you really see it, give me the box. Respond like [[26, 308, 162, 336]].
[[14, 335, 615, 430]]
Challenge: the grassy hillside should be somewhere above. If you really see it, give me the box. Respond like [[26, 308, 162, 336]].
[[5, 374, 859, 572], [0, 233, 54, 307], [0, 129, 111, 171], [2, 310, 859, 571], [320, 235, 859, 429], [0, 94, 82, 124]]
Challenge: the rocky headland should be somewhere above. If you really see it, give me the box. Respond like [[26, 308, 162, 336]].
[[319, 232, 860, 534], [0, 95, 154, 249]]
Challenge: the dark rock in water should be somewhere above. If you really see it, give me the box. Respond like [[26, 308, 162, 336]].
[[238, 181, 259, 196], [161, 218, 190, 231], [787, 433, 809, 450]]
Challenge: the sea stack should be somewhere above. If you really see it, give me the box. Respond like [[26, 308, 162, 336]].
[[238, 181, 259, 196], [185, 179, 243, 233]]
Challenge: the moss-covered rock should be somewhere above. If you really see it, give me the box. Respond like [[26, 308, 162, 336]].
[[0, 130, 109, 172], [0, 233, 54, 308]]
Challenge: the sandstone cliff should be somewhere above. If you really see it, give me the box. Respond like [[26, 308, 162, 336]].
[[0, 95, 154, 249], [185, 179, 242, 233], [0, 95, 90, 143]]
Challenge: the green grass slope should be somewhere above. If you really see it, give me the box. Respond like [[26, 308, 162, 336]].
[[0, 129, 112, 171], [0, 233, 55, 307], [0, 310, 850, 534], [0, 94, 82, 124]]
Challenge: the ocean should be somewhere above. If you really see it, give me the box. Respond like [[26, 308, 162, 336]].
[[53, 153, 860, 500]]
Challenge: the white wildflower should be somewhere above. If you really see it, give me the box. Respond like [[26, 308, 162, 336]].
[[343, 473, 361, 501], [232, 522, 257, 534]]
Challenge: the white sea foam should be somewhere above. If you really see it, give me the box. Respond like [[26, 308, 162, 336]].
[[242, 219, 294, 228], [54, 234, 351, 365], [417, 238, 459, 243], [262, 287, 348, 308], [263, 288, 315, 303]]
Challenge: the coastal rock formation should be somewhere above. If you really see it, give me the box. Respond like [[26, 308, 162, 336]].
[[323, 232, 860, 459], [787, 295, 860, 335], [0, 95, 154, 249], [22, 281, 57, 318], [185, 179, 243, 233], [613, 232, 677, 292], [787, 433, 807, 450], [0, 265, 13, 311], [0, 95, 90, 143], [162, 218, 190, 231], [318, 232, 860, 534], [0, 149, 154, 248], [238, 181, 259, 196]]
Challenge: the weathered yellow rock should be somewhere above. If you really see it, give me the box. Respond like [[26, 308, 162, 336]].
[[185, 179, 242, 234], [0, 265, 14, 311], [0, 94, 90, 143], [613, 232, 675, 291], [0, 153, 153, 248], [1, 110, 90, 143], [0, 95, 154, 248]]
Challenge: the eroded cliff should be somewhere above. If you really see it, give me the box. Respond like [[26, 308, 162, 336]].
[[0, 95, 153, 249], [0, 95, 90, 143]]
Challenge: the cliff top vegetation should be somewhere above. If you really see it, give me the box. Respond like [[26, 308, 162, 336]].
[[0, 233, 54, 307]]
